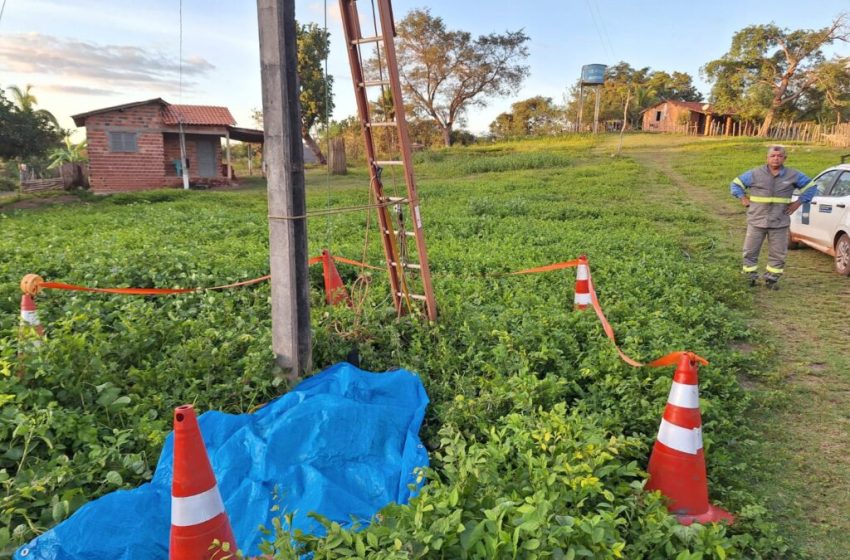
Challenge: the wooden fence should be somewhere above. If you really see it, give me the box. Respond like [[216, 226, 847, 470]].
[[660, 119, 850, 147], [19, 163, 88, 193]]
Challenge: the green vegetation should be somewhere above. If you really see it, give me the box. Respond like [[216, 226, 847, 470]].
[[1, 135, 843, 558]]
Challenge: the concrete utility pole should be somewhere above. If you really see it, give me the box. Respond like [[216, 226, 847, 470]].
[[257, 0, 312, 378]]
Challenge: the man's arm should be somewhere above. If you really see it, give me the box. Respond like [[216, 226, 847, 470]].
[[785, 171, 816, 215], [730, 171, 753, 207], [795, 172, 816, 204]]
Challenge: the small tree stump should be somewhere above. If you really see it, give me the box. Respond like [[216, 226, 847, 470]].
[[329, 137, 347, 175]]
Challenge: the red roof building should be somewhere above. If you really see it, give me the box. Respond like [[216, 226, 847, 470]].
[[72, 98, 262, 193]]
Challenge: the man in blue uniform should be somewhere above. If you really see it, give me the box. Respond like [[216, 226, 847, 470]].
[[730, 145, 815, 288]]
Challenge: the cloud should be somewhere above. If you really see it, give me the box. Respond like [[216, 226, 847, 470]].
[[40, 84, 117, 96], [0, 33, 215, 94]]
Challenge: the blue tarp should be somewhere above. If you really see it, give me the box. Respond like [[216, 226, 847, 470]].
[[15, 363, 430, 559]]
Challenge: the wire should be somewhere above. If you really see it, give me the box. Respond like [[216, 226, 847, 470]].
[[585, 0, 616, 61], [268, 196, 409, 221], [0, 0, 8, 27], [324, 0, 333, 248]]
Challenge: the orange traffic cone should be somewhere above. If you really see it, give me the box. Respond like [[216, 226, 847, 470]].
[[170, 404, 237, 559], [646, 353, 734, 525], [321, 249, 352, 306], [20, 293, 45, 340], [574, 255, 591, 310]]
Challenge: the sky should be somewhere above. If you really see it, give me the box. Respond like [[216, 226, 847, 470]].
[[1, 0, 848, 138]]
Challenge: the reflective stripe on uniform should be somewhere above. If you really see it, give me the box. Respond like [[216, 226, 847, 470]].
[[732, 178, 746, 189], [171, 485, 225, 527], [749, 195, 792, 203], [667, 381, 700, 409], [657, 418, 703, 455], [742, 265, 758, 273], [798, 181, 817, 195], [766, 265, 783, 274]]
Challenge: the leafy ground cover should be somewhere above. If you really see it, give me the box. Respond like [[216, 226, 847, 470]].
[[0, 135, 830, 558]]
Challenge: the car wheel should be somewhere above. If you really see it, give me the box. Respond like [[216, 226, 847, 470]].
[[835, 233, 850, 276], [788, 236, 801, 250]]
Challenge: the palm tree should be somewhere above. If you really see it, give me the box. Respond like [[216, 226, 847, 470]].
[[8, 84, 61, 130]]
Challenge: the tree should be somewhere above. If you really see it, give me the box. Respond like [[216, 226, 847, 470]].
[[297, 22, 334, 164], [393, 9, 530, 146], [251, 22, 334, 164], [0, 89, 60, 160], [489, 96, 565, 138], [703, 14, 850, 135], [808, 57, 850, 124], [8, 84, 61, 131]]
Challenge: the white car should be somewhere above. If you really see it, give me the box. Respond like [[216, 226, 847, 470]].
[[790, 161, 850, 275]]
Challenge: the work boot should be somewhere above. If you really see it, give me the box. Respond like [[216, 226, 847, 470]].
[[746, 272, 759, 287], [763, 273, 780, 290]]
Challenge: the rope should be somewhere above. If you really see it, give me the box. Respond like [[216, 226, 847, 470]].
[[268, 197, 408, 221]]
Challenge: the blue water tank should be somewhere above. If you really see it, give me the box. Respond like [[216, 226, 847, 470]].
[[581, 64, 607, 85]]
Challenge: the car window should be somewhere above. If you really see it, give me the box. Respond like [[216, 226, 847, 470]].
[[827, 172, 850, 197], [810, 170, 840, 195]]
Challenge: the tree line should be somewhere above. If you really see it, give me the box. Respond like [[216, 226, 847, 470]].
[[301, 10, 849, 154]]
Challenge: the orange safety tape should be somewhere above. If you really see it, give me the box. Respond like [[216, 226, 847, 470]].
[[38, 275, 271, 296], [510, 259, 581, 275], [329, 255, 383, 270], [511, 257, 708, 368], [308, 254, 382, 270]]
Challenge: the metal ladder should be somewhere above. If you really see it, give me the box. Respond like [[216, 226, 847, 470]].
[[339, 0, 437, 321]]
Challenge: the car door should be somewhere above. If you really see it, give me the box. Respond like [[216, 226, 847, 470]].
[[793, 169, 840, 249], [811, 171, 850, 251]]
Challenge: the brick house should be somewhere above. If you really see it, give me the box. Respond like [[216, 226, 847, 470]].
[[72, 98, 263, 193], [641, 100, 735, 135]]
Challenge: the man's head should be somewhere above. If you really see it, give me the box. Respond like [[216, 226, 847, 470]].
[[766, 145, 787, 171]]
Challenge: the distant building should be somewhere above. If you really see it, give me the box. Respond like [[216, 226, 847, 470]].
[[72, 98, 263, 193], [641, 100, 735, 135]]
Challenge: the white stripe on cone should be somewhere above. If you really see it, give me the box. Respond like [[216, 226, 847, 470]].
[[21, 310, 41, 326], [576, 264, 588, 280], [667, 381, 699, 409], [657, 419, 703, 455], [574, 293, 592, 305], [171, 485, 226, 527]]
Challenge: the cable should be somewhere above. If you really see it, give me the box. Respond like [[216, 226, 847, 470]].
[[324, 0, 333, 248], [178, 0, 183, 102], [585, 0, 616, 61], [0, 0, 8, 27]]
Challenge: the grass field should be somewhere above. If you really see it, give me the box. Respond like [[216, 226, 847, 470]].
[[1, 134, 848, 558]]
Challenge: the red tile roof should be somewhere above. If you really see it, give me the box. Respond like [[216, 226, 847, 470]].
[[669, 101, 710, 112], [162, 104, 236, 126]]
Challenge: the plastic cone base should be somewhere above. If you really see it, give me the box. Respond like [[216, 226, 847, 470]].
[[675, 504, 735, 526]]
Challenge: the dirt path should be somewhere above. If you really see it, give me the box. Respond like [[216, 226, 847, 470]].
[[628, 142, 850, 559]]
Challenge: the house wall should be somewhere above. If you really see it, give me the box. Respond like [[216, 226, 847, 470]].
[[163, 133, 224, 181], [643, 102, 695, 132], [84, 104, 168, 193]]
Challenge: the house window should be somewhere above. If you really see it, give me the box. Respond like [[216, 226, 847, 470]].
[[655, 111, 662, 122], [108, 131, 138, 152]]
